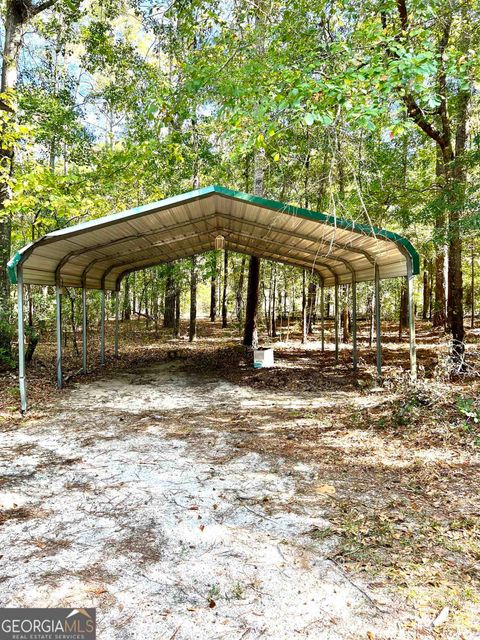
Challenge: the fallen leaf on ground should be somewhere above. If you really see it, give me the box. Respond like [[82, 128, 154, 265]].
[[87, 586, 107, 595], [314, 484, 336, 495], [432, 606, 449, 627]]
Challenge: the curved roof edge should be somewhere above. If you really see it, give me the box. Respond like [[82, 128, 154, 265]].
[[7, 184, 419, 285]]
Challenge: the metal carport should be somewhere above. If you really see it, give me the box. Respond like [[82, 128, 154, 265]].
[[7, 185, 419, 412]]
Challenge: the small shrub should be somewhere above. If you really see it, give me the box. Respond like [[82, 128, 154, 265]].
[[456, 397, 480, 444]]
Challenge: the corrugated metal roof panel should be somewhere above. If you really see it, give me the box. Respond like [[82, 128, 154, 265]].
[[7, 185, 418, 290]]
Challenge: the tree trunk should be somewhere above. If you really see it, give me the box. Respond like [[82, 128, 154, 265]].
[[174, 284, 180, 337], [0, 2, 24, 360], [447, 91, 469, 359], [210, 253, 217, 322], [422, 261, 431, 321], [389, 0, 467, 363], [66, 287, 79, 356], [271, 264, 277, 338], [399, 280, 408, 339], [189, 256, 197, 342], [243, 256, 260, 347], [262, 280, 269, 335], [0, 0, 58, 361], [123, 275, 131, 321], [307, 280, 316, 333], [222, 250, 228, 328], [368, 292, 374, 347], [342, 286, 349, 342], [471, 243, 475, 329], [243, 149, 264, 347], [236, 255, 246, 323], [433, 150, 447, 329], [164, 268, 175, 328], [132, 272, 136, 315], [301, 270, 307, 344]]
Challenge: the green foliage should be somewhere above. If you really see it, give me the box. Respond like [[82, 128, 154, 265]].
[[456, 397, 480, 444], [3, 0, 480, 360], [0, 319, 15, 368]]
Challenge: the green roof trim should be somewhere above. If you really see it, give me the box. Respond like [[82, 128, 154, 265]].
[[6, 184, 419, 285], [7, 244, 32, 286]]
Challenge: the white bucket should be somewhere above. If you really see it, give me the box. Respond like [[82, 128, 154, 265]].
[[253, 348, 274, 369]]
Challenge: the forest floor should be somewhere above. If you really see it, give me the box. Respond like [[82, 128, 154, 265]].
[[0, 319, 479, 639]]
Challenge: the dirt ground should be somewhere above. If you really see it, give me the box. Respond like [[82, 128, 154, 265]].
[[0, 319, 479, 639]]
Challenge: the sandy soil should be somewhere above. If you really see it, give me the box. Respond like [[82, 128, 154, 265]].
[[0, 360, 422, 640]]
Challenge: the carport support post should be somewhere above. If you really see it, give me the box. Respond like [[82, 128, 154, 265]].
[[320, 280, 325, 351], [100, 289, 106, 365], [352, 274, 358, 371], [114, 290, 119, 358], [55, 284, 63, 388], [407, 258, 417, 380], [82, 286, 87, 373], [17, 266, 27, 413], [374, 263, 382, 380], [334, 278, 339, 363]]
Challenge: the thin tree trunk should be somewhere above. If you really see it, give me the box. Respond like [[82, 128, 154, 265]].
[[422, 260, 431, 321], [189, 256, 197, 342], [429, 267, 433, 321], [164, 268, 175, 328], [471, 243, 475, 329], [325, 291, 330, 319], [66, 287, 79, 356], [262, 280, 269, 335], [132, 272, 136, 315], [222, 250, 228, 328], [307, 280, 316, 334], [174, 284, 180, 337], [433, 150, 447, 329], [210, 253, 217, 322], [342, 286, 349, 342], [301, 270, 307, 344], [271, 264, 277, 338], [123, 276, 131, 321], [236, 255, 246, 323], [399, 280, 408, 339], [368, 292, 374, 348]]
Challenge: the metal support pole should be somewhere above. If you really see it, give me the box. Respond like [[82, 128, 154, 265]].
[[374, 263, 382, 380], [17, 267, 27, 413], [407, 259, 417, 380], [334, 278, 339, 363], [352, 274, 358, 371], [320, 282, 325, 352], [100, 289, 106, 365], [55, 285, 63, 388], [82, 286, 87, 373], [114, 290, 119, 358]]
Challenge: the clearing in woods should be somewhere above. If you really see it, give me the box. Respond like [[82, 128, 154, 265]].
[[0, 320, 479, 639]]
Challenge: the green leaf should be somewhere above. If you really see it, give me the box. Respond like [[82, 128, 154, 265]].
[[304, 113, 315, 126]]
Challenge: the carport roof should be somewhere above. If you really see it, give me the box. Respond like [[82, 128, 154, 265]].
[[7, 185, 419, 291]]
